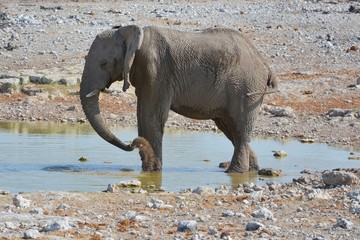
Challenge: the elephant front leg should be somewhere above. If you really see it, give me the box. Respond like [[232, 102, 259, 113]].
[[136, 98, 170, 172], [225, 143, 250, 173], [137, 123, 163, 172]]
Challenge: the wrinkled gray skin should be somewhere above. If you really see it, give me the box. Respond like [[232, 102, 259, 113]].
[[80, 25, 277, 173]]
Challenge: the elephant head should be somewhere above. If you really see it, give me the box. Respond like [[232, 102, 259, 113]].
[[80, 25, 143, 151]]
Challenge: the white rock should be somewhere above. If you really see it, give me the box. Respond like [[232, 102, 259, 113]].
[[59, 76, 79, 86], [149, 198, 173, 209], [192, 186, 215, 195], [131, 215, 149, 221], [24, 229, 42, 239], [251, 207, 275, 220], [13, 194, 31, 208], [306, 189, 332, 200], [262, 104, 296, 118], [41, 219, 73, 232]]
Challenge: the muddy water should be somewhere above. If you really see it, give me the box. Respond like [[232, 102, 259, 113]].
[[0, 121, 359, 193]]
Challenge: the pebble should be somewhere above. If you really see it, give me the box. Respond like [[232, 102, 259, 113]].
[[24, 229, 42, 239], [177, 220, 198, 232], [148, 198, 173, 209], [245, 221, 265, 231], [222, 210, 235, 217], [192, 186, 215, 195], [333, 218, 353, 230], [251, 207, 275, 220], [41, 218, 74, 232]]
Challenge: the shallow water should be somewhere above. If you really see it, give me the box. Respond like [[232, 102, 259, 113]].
[[0, 121, 359, 193]]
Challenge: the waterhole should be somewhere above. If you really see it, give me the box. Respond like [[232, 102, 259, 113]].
[[0, 121, 359, 193]]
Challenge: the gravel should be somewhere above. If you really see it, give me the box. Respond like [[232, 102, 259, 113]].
[[0, 0, 360, 239]]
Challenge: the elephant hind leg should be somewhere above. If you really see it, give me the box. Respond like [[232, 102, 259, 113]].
[[225, 142, 250, 173], [249, 143, 259, 171], [228, 143, 258, 172]]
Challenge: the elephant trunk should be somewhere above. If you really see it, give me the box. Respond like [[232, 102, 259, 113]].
[[80, 87, 133, 152]]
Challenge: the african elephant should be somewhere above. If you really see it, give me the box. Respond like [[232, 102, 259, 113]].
[[80, 25, 278, 173]]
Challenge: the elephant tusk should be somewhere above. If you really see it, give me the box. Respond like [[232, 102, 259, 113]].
[[86, 89, 100, 97]]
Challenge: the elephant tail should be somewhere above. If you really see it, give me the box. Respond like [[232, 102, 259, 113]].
[[247, 72, 279, 97]]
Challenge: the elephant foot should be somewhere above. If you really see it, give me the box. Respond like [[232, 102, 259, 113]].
[[249, 163, 259, 171], [219, 161, 231, 169], [225, 166, 248, 173], [225, 162, 249, 173]]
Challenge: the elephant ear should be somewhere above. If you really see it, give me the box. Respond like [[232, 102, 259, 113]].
[[115, 25, 144, 92]]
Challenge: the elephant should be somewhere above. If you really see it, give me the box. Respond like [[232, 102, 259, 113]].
[[80, 25, 278, 173], [131, 137, 158, 171]]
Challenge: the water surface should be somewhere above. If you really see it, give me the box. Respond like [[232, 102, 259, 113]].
[[0, 121, 359, 193]]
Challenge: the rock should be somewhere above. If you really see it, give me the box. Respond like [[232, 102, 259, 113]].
[[57, 203, 70, 210], [107, 180, 142, 192], [300, 138, 315, 143], [13, 194, 31, 208], [192, 186, 215, 195], [177, 220, 197, 232], [78, 156, 88, 162], [349, 204, 360, 214], [347, 191, 360, 202], [262, 104, 296, 118], [219, 161, 230, 168], [30, 208, 44, 214], [118, 180, 141, 188], [348, 156, 360, 160], [251, 207, 275, 220], [306, 189, 332, 200], [0, 77, 20, 93], [107, 183, 119, 193], [322, 171, 360, 186], [40, 76, 54, 84], [333, 218, 353, 230], [41, 218, 74, 232], [0, 189, 11, 195], [148, 198, 173, 209], [327, 109, 352, 118], [293, 176, 311, 184], [59, 76, 79, 86], [24, 229, 41, 239], [245, 221, 264, 231], [258, 168, 285, 177], [29, 75, 42, 84], [357, 77, 360, 85], [131, 215, 149, 221], [272, 150, 288, 158], [222, 210, 235, 217]]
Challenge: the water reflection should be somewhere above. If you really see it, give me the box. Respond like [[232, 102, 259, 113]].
[[0, 121, 359, 193]]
